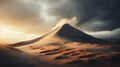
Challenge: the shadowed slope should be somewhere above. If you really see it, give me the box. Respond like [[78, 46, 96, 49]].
[[0, 44, 46, 67], [10, 24, 111, 47], [55, 24, 111, 44]]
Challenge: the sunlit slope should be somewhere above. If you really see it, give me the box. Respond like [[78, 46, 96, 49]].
[[12, 24, 111, 47]]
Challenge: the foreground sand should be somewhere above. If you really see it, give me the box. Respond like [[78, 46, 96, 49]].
[[0, 43, 120, 67], [0, 44, 48, 67], [16, 42, 120, 67]]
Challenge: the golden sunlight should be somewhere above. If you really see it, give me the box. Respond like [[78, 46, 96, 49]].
[[0, 24, 40, 44]]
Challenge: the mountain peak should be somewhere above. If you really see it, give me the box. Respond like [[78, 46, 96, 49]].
[[60, 23, 72, 28], [10, 23, 111, 47], [59, 23, 77, 30], [56, 23, 110, 44]]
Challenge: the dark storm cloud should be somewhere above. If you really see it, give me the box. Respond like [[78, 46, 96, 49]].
[[0, 0, 120, 34], [39, 0, 120, 41], [41, 0, 120, 31]]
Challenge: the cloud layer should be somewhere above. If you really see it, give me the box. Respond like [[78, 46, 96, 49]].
[[39, 0, 120, 42], [40, 0, 120, 31], [86, 29, 120, 42], [0, 0, 51, 33], [0, 0, 120, 41]]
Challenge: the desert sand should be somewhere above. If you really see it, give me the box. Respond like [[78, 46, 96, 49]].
[[1, 24, 120, 67]]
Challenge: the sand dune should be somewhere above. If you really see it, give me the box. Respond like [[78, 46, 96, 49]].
[[1, 24, 120, 67], [17, 44, 120, 67], [10, 24, 113, 47], [0, 44, 48, 67]]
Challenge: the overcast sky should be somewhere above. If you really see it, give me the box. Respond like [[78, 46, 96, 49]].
[[0, 0, 120, 41]]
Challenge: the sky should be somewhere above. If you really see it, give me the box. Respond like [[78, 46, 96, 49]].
[[0, 23, 39, 43], [0, 0, 120, 43]]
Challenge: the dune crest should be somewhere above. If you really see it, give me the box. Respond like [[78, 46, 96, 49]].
[[10, 23, 111, 47], [3, 24, 120, 67]]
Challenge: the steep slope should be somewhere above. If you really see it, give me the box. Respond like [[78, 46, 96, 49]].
[[55, 24, 110, 44], [10, 24, 111, 47]]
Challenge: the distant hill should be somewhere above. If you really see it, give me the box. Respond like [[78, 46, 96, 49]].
[[55, 24, 110, 44], [10, 24, 111, 47]]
